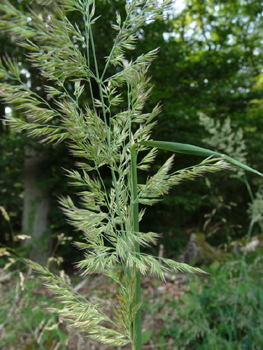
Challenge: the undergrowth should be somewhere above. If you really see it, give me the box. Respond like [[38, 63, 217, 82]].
[[143, 248, 263, 350], [0, 273, 68, 350], [1, 248, 263, 349]]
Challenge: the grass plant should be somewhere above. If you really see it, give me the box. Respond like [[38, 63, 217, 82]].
[[0, 0, 262, 349]]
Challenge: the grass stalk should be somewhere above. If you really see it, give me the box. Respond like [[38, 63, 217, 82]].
[[131, 144, 141, 350], [86, 6, 125, 234], [84, 0, 96, 111]]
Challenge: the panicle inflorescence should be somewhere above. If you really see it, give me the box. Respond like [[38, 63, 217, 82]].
[[0, 0, 236, 347]]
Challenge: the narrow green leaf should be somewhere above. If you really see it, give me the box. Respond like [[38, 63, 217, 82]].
[[139, 140, 221, 157], [138, 140, 263, 177]]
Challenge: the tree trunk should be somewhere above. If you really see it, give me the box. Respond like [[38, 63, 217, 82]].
[[22, 147, 52, 266]]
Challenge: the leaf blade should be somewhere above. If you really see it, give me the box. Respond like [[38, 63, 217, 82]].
[[138, 140, 263, 177]]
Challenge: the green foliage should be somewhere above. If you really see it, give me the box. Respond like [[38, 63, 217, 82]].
[[173, 253, 263, 350], [142, 250, 263, 349], [133, 0, 263, 250], [1, 0, 262, 349], [199, 114, 263, 240]]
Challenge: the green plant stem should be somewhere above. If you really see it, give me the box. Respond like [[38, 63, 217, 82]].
[[100, 3, 134, 82], [86, 9, 125, 235], [131, 144, 141, 350], [84, 1, 96, 111]]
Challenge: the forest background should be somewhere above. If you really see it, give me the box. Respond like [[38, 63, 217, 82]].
[[1, 0, 263, 264]]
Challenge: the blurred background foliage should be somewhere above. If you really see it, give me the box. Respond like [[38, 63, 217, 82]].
[[1, 0, 263, 263]]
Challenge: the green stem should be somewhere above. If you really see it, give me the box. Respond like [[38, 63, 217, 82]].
[[100, 4, 134, 82], [131, 144, 141, 350], [84, 0, 96, 112], [88, 13, 125, 234]]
